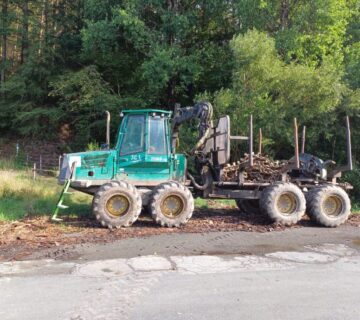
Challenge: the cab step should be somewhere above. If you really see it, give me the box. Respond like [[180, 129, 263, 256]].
[[52, 163, 76, 222]]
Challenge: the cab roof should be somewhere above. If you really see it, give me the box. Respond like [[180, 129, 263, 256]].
[[122, 109, 172, 115]]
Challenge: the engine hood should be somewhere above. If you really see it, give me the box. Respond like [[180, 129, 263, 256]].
[[58, 150, 114, 184]]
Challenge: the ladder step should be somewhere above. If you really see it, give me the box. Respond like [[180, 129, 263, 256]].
[[57, 204, 69, 209], [52, 164, 75, 221], [51, 217, 63, 222]]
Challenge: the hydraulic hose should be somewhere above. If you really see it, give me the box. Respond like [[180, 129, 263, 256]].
[[187, 170, 212, 190]]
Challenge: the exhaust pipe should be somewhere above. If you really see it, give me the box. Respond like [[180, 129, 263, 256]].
[[105, 110, 110, 149]]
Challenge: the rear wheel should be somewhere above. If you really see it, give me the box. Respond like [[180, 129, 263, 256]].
[[307, 185, 351, 227], [260, 182, 306, 225], [92, 181, 142, 229], [149, 182, 194, 227], [236, 199, 261, 215]]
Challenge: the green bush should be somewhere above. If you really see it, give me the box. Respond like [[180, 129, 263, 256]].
[[344, 169, 360, 206]]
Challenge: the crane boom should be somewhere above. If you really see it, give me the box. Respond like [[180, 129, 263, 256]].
[[171, 101, 213, 154]]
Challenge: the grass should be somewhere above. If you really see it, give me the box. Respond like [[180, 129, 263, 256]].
[[0, 167, 92, 221], [351, 202, 360, 214], [195, 197, 236, 209], [0, 157, 25, 170]]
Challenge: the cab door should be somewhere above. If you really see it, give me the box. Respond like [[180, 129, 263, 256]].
[[144, 115, 171, 183], [116, 114, 171, 186], [116, 114, 147, 182]]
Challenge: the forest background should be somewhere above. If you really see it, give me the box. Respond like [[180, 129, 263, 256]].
[[0, 0, 359, 199]]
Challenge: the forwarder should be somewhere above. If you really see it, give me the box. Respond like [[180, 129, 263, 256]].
[[58, 102, 353, 228]]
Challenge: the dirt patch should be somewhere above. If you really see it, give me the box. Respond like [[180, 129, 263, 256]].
[[0, 210, 359, 262], [347, 214, 360, 227]]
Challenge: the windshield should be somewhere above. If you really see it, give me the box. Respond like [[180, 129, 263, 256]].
[[120, 115, 146, 155]]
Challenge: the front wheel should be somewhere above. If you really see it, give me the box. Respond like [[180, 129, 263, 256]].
[[92, 181, 142, 229], [306, 185, 351, 227], [260, 182, 306, 225], [149, 182, 194, 227]]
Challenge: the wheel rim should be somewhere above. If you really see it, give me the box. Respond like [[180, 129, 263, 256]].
[[276, 193, 297, 215], [161, 195, 184, 218], [322, 195, 343, 216], [106, 194, 130, 217]]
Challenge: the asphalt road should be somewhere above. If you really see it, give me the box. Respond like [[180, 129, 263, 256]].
[[1, 226, 360, 320]]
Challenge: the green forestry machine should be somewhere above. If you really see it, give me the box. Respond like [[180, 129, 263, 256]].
[[57, 102, 353, 228]]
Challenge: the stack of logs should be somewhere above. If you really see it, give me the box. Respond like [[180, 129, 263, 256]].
[[222, 154, 288, 182]]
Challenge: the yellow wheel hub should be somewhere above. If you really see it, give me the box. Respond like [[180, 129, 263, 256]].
[[322, 195, 342, 216], [276, 193, 297, 215], [106, 194, 130, 217], [161, 195, 184, 218]]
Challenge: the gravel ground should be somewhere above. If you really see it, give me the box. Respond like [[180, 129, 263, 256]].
[[1, 243, 360, 320], [0, 209, 359, 262]]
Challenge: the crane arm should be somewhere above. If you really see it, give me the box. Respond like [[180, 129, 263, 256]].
[[171, 101, 213, 154]]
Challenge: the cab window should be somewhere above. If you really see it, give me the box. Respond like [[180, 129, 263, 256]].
[[120, 115, 145, 155], [148, 117, 167, 154]]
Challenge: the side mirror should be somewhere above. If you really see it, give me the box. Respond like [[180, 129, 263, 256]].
[[101, 143, 109, 150]]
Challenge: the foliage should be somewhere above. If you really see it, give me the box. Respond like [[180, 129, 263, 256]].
[[0, 0, 359, 178], [345, 42, 360, 89], [344, 169, 360, 206], [49, 66, 121, 147], [86, 141, 100, 151], [209, 30, 350, 160]]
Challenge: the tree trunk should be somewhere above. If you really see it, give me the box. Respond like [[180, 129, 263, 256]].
[[52, 0, 59, 51], [167, 0, 178, 45], [1, 0, 8, 84], [12, 24, 19, 67], [165, 0, 179, 106], [280, 0, 290, 30], [20, 0, 29, 64], [38, 0, 48, 56], [279, 0, 299, 30]]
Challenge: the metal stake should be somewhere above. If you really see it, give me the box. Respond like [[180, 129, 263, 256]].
[[33, 163, 36, 181], [58, 155, 62, 174], [301, 126, 306, 154], [105, 111, 111, 149], [249, 115, 253, 166], [258, 128, 262, 154], [294, 118, 300, 169]]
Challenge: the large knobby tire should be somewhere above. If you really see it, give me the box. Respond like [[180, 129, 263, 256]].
[[306, 185, 351, 227], [149, 181, 194, 227], [92, 181, 142, 229], [260, 182, 306, 225], [236, 199, 261, 215]]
